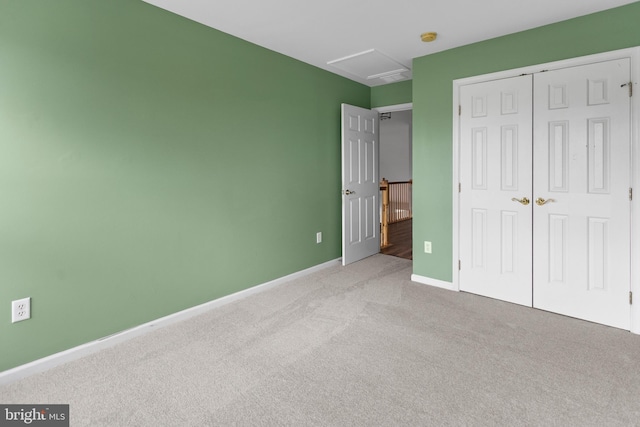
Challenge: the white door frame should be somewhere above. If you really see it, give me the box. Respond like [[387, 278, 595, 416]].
[[452, 47, 640, 334], [341, 102, 413, 266], [374, 102, 413, 114]]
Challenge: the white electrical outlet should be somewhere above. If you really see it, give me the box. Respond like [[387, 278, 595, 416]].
[[316, 232, 322, 244], [424, 241, 432, 254], [11, 297, 31, 323]]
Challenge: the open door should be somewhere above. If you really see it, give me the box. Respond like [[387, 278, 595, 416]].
[[341, 104, 380, 265]]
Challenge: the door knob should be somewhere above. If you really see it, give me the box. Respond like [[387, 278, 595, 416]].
[[511, 197, 530, 206], [344, 189, 356, 195], [535, 197, 555, 206]]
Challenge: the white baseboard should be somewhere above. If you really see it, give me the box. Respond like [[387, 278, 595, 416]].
[[0, 258, 341, 386], [411, 274, 457, 291]]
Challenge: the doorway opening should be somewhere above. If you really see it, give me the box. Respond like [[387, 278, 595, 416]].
[[376, 105, 412, 260]]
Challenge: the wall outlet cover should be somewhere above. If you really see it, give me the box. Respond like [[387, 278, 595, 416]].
[[12, 297, 31, 323]]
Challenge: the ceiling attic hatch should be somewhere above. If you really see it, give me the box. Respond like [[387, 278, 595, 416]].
[[327, 49, 410, 85]]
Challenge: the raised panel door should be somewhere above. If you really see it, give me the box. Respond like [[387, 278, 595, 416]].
[[532, 59, 631, 329], [459, 75, 533, 305]]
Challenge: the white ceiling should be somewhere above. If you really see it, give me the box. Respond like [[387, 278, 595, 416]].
[[142, 0, 637, 87]]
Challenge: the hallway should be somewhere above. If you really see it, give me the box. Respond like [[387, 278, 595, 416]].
[[380, 219, 412, 260]]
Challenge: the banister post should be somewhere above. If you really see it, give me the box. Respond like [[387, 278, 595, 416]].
[[380, 178, 390, 248]]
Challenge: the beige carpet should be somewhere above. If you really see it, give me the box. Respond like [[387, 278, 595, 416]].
[[2, 254, 640, 426]]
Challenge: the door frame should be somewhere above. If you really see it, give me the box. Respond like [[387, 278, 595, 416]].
[[375, 102, 413, 114], [340, 102, 413, 265], [452, 47, 640, 334]]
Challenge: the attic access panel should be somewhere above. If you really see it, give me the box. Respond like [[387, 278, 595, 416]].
[[327, 49, 409, 82]]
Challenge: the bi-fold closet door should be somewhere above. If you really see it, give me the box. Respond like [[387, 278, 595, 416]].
[[459, 58, 631, 329]]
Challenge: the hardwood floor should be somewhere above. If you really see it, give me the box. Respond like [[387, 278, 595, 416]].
[[380, 219, 412, 260]]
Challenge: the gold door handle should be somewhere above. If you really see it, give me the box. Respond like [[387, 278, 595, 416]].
[[511, 197, 530, 206], [536, 197, 555, 206], [344, 189, 356, 195]]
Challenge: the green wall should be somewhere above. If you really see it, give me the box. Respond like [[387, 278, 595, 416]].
[[371, 80, 412, 108], [0, 0, 369, 371], [412, 2, 640, 282]]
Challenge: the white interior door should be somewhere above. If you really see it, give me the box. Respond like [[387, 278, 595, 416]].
[[533, 59, 631, 329], [341, 104, 380, 265], [459, 75, 533, 306], [458, 58, 632, 329]]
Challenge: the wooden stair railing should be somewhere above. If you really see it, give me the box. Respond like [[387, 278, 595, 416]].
[[380, 178, 413, 249], [389, 180, 412, 223]]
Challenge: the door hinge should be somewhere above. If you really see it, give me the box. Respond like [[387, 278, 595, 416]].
[[622, 82, 633, 97], [458, 182, 461, 193], [630, 291, 633, 305], [458, 260, 461, 270], [458, 105, 461, 116], [630, 188, 633, 201]]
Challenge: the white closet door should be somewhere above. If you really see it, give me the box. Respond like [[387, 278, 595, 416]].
[[459, 75, 533, 306], [532, 59, 632, 329]]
